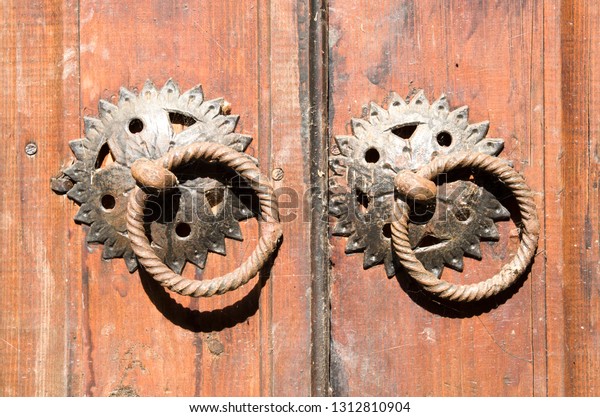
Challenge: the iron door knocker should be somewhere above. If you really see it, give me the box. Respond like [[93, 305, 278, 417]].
[[52, 79, 282, 298], [329, 90, 540, 303]]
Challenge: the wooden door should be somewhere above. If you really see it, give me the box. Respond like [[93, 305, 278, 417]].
[[0, 0, 598, 397], [328, 0, 599, 396], [0, 0, 317, 396]]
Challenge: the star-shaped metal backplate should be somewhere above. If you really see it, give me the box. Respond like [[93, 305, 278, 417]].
[[53, 79, 257, 273], [329, 90, 510, 277]]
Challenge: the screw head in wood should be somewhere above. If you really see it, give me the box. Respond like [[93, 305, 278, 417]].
[[25, 142, 38, 156], [271, 168, 284, 181]]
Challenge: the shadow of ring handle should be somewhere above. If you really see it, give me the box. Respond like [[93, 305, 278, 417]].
[[391, 152, 540, 303], [126, 142, 283, 298]]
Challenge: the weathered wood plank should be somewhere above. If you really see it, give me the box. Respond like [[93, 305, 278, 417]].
[[328, 0, 544, 396], [527, 0, 547, 397], [2, 0, 599, 398], [266, 0, 315, 396], [301, 0, 331, 396], [542, 0, 565, 397], [544, 0, 600, 396], [0, 0, 81, 396], [75, 0, 265, 396], [70, 0, 315, 396], [256, 0, 274, 396]]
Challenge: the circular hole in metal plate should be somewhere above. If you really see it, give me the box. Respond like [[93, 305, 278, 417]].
[[101, 194, 116, 211], [454, 207, 471, 222], [175, 222, 192, 239], [436, 131, 452, 147], [382, 223, 392, 239], [128, 118, 144, 134], [364, 147, 380, 163]]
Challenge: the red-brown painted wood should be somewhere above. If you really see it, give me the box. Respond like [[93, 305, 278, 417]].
[[544, 0, 600, 396], [328, 0, 546, 396], [1, 0, 599, 397], [0, 0, 314, 396], [0, 0, 81, 396]]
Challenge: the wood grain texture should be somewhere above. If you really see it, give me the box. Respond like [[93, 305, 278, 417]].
[[261, 0, 314, 396], [72, 0, 313, 396], [75, 0, 258, 396], [305, 0, 331, 396], [0, 0, 81, 396], [329, 0, 545, 396], [543, 0, 567, 396], [1, 0, 600, 398], [1, 0, 313, 396], [544, 0, 600, 396]]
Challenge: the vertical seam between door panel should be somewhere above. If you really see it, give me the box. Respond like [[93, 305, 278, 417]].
[[308, 0, 330, 397]]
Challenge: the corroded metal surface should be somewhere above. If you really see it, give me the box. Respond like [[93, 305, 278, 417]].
[[329, 91, 509, 277], [126, 142, 282, 297], [53, 79, 256, 272], [391, 152, 540, 302]]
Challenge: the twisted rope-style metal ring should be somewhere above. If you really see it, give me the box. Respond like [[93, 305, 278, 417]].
[[126, 141, 283, 297], [391, 152, 540, 303]]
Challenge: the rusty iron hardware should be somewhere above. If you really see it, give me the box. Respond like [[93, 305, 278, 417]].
[[329, 91, 539, 300], [391, 153, 539, 302], [52, 79, 282, 297], [127, 144, 282, 297]]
